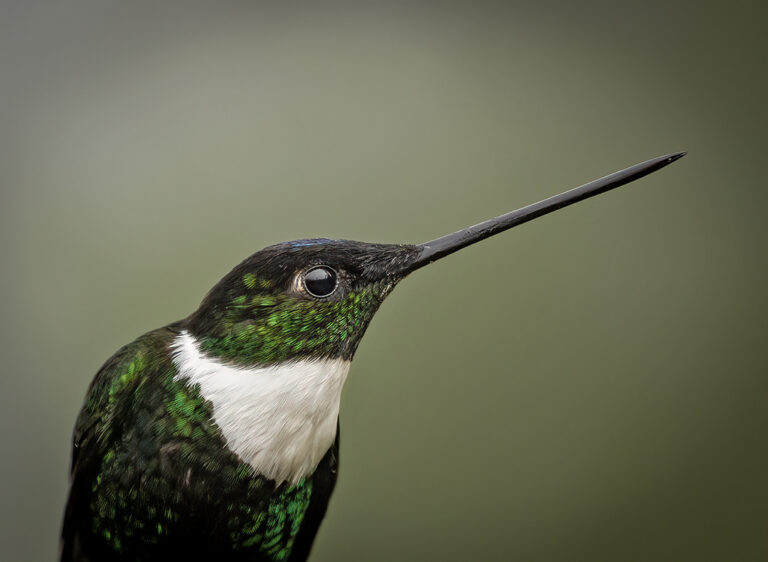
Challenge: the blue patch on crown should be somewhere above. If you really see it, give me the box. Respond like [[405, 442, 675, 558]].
[[285, 238, 334, 248]]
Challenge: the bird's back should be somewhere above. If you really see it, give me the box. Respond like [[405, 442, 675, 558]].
[[61, 326, 338, 561]]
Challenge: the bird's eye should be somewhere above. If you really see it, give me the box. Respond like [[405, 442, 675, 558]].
[[302, 266, 338, 298]]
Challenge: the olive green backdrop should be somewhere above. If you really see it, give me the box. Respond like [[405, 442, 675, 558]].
[[2, 2, 766, 561]]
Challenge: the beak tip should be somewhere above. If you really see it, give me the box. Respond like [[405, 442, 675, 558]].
[[668, 151, 687, 163]]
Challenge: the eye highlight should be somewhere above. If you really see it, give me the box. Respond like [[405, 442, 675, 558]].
[[302, 266, 338, 298]]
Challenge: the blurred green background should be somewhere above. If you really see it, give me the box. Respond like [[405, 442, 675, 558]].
[[2, 2, 766, 561]]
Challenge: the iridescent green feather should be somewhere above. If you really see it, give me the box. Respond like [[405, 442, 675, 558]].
[[198, 274, 392, 365], [74, 330, 314, 560]]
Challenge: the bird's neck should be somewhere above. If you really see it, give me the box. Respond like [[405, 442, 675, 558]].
[[170, 330, 350, 484]]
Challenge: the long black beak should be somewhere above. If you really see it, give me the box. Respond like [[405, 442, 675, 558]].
[[403, 152, 685, 274]]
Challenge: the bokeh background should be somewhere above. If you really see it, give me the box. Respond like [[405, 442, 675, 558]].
[[2, 2, 766, 561]]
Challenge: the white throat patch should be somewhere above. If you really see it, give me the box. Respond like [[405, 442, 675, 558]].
[[170, 330, 351, 484]]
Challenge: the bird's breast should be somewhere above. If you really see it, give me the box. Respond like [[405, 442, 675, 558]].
[[171, 330, 350, 484]]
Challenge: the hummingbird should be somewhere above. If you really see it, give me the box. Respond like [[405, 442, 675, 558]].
[[61, 153, 684, 561]]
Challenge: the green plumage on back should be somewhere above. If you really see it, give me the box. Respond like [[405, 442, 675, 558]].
[[68, 328, 319, 561]]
